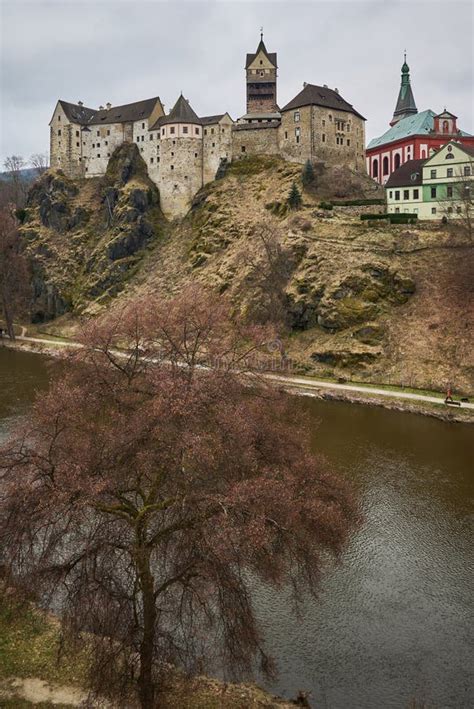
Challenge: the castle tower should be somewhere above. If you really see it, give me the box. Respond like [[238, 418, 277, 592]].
[[245, 31, 278, 114], [390, 54, 418, 126], [157, 94, 203, 218]]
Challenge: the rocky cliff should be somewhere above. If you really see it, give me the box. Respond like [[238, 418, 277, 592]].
[[20, 149, 474, 393]]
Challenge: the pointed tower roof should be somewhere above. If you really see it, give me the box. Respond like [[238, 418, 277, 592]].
[[390, 54, 418, 126], [245, 31, 277, 68], [160, 94, 201, 126]]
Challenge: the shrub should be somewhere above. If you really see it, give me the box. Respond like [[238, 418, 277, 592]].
[[332, 198, 385, 206], [318, 201, 333, 210], [360, 213, 390, 221], [287, 182, 302, 210]]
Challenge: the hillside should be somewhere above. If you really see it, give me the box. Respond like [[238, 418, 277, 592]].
[[19, 145, 474, 394]]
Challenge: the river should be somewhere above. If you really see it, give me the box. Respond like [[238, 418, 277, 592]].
[[0, 348, 472, 708]]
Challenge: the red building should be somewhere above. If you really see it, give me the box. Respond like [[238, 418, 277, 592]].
[[366, 57, 474, 184]]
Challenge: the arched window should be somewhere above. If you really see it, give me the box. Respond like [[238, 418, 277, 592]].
[[443, 120, 449, 134], [394, 153, 401, 169], [372, 158, 379, 178], [420, 149, 426, 158], [383, 156, 389, 175]]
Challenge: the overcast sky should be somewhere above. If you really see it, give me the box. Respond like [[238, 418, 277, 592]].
[[1, 0, 473, 164]]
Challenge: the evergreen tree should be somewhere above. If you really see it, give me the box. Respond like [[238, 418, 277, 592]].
[[287, 181, 302, 210], [302, 159, 315, 186]]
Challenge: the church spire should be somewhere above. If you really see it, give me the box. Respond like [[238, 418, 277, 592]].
[[390, 53, 418, 126]]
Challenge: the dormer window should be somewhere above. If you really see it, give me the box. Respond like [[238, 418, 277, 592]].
[[294, 111, 300, 123]]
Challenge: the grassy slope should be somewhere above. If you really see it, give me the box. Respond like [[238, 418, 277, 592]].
[[28, 154, 473, 394], [0, 593, 292, 708]]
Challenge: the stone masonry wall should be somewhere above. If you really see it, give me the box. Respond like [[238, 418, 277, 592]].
[[279, 105, 365, 169], [231, 125, 280, 160], [203, 116, 233, 184], [158, 128, 203, 218]]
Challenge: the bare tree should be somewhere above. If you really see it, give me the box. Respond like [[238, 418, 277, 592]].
[[30, 152, 49, 176], [0, 288, 358, 708], [3, 155, 27, 206], [0, 207, 30, 339]]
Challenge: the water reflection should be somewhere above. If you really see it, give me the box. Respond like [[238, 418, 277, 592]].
[[0, 349, 472, 708]]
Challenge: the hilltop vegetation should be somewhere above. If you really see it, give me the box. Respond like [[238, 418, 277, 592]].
[[18, 146, 474, 394]]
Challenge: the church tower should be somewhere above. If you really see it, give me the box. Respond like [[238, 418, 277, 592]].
[[245, 31, 278, 114], [390, 54, 418, 126]]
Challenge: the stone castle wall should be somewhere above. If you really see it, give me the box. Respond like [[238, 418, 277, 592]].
[[231, 124, 280, 159], [158, 125, 203, 218]]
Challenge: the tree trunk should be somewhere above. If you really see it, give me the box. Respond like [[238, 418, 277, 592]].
[[137, 546, 157, 709], [1, 288, 15, 340]]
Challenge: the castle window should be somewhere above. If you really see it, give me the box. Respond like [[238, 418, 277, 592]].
[[413, 189, 419, 199], [295, 127, 300, 144], [183, 127, 188, 134], [194, 153, 198, 158], [447, 206, 453, 214], [92, 143, 95, 148], [259, 60, 263, 65], [173, 140, 176, 145], [150, 134, 154, 140], [76, 142, 79, 147], [329, 114, 332, 121], [241, 146, 246, 153], [430, 169, 437, 179], [76, 130, 79, 137], [211, 128, 214, 134], [294, 111, 300, 123], [389, 191, 393, 198], [383, 156, 389, 175], [395, 191, 400, 201], [78, 157, 81, 161], [58, 115, 61, 121], [150, 157, 154, 164], [171, 165, 174, 170], [431, 187, 437, 198], [157, 157, 160, 163], [394, 153, 401, 169], [322, 133, 325, 142], [140, 148, 143, 153], [58, 129, 61, 136], [447, 167, 453, 177], [222, 128, 225, 134], [195, 127, 199, 135], [136, 136, 140, 142], [97, 154, 100, 158], [464, 166, 471, 176], [162, 129, 165, 136], [322, 120, 325, 127], [347, 139, 350, 146], [447, 185, 453, 197], [284, 131, 288, 139], [170, 127, 175, 134], [212, 142, 215, 148], [347, 124, 350, 132], [456, 206, 462, 213], [395, 207, 400, 213], [431, 207, 437, 214], [105, 141, 108, 145], [204, 129, 208, 135], [107, 129, 110, 136], [142, 122, 145, 129], [97, 131, 99, 136], [141, 136, 145, 142], [184, 175, 188, 179], [171, 152, 174, 156], [403, 190, 409, 200]]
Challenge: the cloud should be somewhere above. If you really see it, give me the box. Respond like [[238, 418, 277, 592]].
[[1, 0, 473, 164]]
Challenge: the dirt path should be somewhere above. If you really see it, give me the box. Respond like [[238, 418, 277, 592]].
[[0, 676, 87, 706], [6, 332, 474, 413]]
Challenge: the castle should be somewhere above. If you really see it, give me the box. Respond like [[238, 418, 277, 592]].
[[49, 34, 366, 217]]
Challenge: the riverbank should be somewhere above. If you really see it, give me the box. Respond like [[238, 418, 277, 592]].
[[0, 591, 295, 708], [2, 333, 473, 424]]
